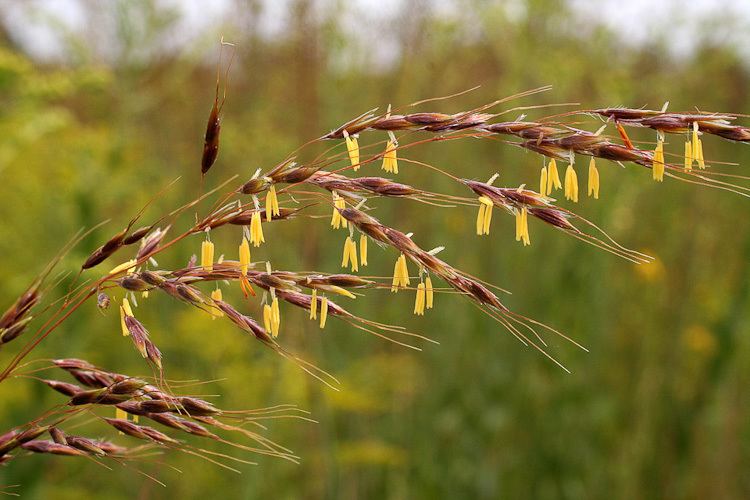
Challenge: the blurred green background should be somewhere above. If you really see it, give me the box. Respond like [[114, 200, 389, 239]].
[[1, 0, 750, 498]]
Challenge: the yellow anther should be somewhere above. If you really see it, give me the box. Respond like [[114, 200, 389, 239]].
[[265, 185, 280, 222], [382, 139, 398, 173], [201, 240, 215, 271], [329, 286, 356, 299], [414, 282, 426, 316], [120, 298, 133, 337], [331, 192, 347, 229], [115, 408, 128, 421], [270, 297, 280, 337], [564, 164, 579, 202], [515, 208, 530, 246], [653, 140, 665, 182], [391, 254, 410, 292], [690, 122, 702, 166], [263, 304, 272, 334], [425, 276, 434, 309], [587, 157, 600, 199], [343, 130, 360, 171], [250, 211, 265, 247], [319, 296, 328, 329], [109, 259, 137, 276], [684, 140, 693, 170], [475, 202, 486, 236], [359, 234, 368, 266], [239, 237, 251, 276], [539, 166, 548, 195], [696, 138, 705, 169], [310, 289, 318, 320], [341, 236, 359, 272], [547, 159, 561, 195], [210, 288, 223, 319], [476, 196, 493, 235]]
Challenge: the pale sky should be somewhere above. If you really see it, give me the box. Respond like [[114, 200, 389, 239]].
[[3, 0, 749, 64]]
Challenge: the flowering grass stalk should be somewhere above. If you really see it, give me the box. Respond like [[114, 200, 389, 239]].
[[0, 67, 748, 484]]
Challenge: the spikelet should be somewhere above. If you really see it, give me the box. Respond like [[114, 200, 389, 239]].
[[587, 157, 600, 199], [201, 240, 214, 271], [564, 164, 579, 202], [239, 237, 250, 275], [653, 139, 665, 182], [250, 211, 265, 247], [210, 288, 223, 319], [343, 130, 360, 171]]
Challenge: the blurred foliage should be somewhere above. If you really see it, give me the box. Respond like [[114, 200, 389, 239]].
[[0, 0, 749, 498]]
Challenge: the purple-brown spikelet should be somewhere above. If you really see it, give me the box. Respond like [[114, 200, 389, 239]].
[[21, 440, 87, 456]]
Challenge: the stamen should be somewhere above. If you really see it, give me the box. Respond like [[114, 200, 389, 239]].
[[653, 139, 665, 182], [547, 159, 562, 195], [310, 289, 318, 320], [115, 408, 128, 421], [359, 234, 368, 266], [414, 282, 426, 316], [265, 185, 280, 222], [320, 296, 328, 329], [696, 138, 705, 169], [691, 122, 700, 167], [341, 237, 352, 268], [539, 166, 548, 195], [516, 208, 531, 245], [564, 164, 579, 202], [239, 237, 251, 276], [475, 202, 486, 236], [391, 254, 410, 292], [587, 157, 600, 199], [200, 240, 214, 271], [382, 139, 398, 173], [109, 259, 137, 276], [479, 196, 493, 235], [343, 130, 360, 171], [331, 192, 347, 229], [271, 297, 280, 338], [210, 288, 223, 319], [341, 236, 359, 272], [120, 298, 133, 337], [250, 211, 265, 247], [263, 304, 272, 334], [425, 276, 434, 309]]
